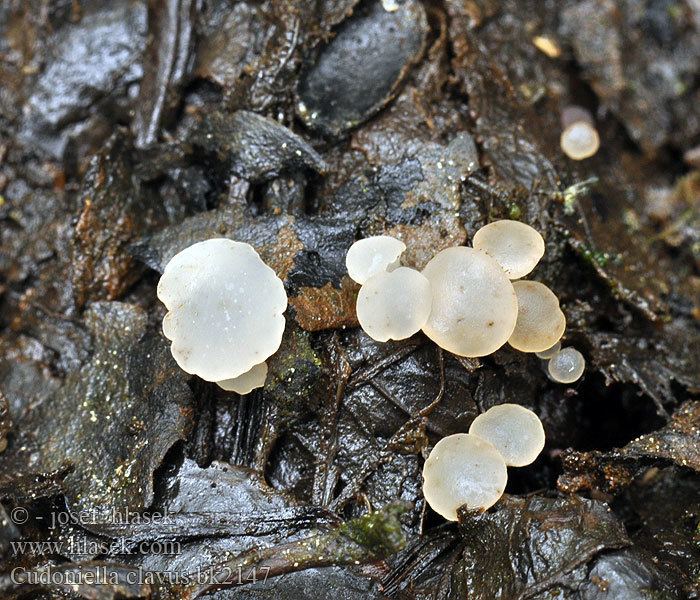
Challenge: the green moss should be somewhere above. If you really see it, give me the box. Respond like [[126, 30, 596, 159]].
[[339, 501, 409, 558], [508, 203, 522, 220]]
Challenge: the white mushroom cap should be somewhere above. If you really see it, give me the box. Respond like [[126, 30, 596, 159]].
[[216, 362, 268, 394], [535, 340, 561, 359], [468, 404, 545, 467], [560, 121, 600, 160], [548, 347, 586, 383], [472, 220, 545, 280], [422, 433, 507, 521], [421, 247, 518, 357], [346, 236, 406, 284], [508, 281, 566, 353], [157, 238, 287, 382], [356, 267, 432, 342]]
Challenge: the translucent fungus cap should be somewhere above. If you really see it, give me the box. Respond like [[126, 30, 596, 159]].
[[421, 247, 518, 357], [508, 281, 566, 353], [560, 122, 600, 161], [346, 236, 406, 284], [157, 238, 287, 382], [535, 340, 561, 359], [356, 267, 432, 342], [469, 404, 545, 467], [472, 220, 545, 280], [548, 347, 585, 383], [216, 362, 268, 394], [422, 433, 507, 521]]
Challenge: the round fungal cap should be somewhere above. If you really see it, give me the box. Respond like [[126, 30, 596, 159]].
[[535, 340, 561, 359], [468, 404, 545, 467], [421, 247, 518, 357], [560, 121, 600, 160], [346, 236, 406, 284], [472, 220, 545, 280], [508, 281, 566, 353], [157, 238, 287, 382], [216, 362, 268, 394], [548, 347, 585, 383], [356, 267, 432, 342], [422, 433, 507, 521]]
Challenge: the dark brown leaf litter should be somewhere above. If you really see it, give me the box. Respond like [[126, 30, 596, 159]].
[[0, 302, 194, 520], [1, 0, 699, 598]]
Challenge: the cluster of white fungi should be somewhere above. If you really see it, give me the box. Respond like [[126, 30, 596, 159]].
[[346, 220, 587, 520], [422, 404, 545, 520], [157, 220, 586, 520], [345, 220, 585, 381]]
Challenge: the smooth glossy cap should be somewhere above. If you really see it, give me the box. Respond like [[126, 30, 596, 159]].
[[472, 220, 545, 280], [560, 121, 600, 160], [356, 267, 432, 342], [346, 236, 406, 284], [421, 247, 518, 357], [508, 281, 566, 353], [469, 404, 545, 467], [422, 433, 508, 521], [157, 239, 287, 382], [548, 347, 585, 383]]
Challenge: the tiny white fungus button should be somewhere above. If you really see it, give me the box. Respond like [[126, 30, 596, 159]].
[[157, 238, 287, 382], [422, 433, 507, 521], [560, 107, 599, 161], [548, 347, 585, 383], [508, 281, 566, 353], [472, 220, 545, 280], [535, 340, 561, 359], [216, 362, 268, 394], [346, 236, 406, 284], [560, 122, 600, 160], [356, 267, 432, 342], [468, 404, 545, 467], [421, 247, 518, 357]]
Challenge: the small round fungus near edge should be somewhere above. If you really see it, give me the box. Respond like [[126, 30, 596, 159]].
[[356, 267, 432, 342], [560, 121, 600, 161], [548, 347, 586, 383], [469, 404, 545, 467], [346, 236, 406, 285], [508, 280, 566, 353], [422, 433, 508, 521], [472, 220, 545, 280]]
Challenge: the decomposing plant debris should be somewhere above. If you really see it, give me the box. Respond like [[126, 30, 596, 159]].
[[0, 0, 698, 598]]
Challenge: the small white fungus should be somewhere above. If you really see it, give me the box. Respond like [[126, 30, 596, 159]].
[[356, 267, 432, 342], [157, 238, 287, 382], [346, 236, 406, 285], [472, 220, 545, 280], [216, 362, 268, 394], [422, 433, 508, 521], [508, 281, 566, 353], [560, 107, 600, 161], [547, 347, 585, 383], [468, 404, 545, 467], [421, 247, 518, 357], [535, 340, 561, 359]]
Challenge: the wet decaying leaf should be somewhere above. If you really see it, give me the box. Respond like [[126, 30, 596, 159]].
[[297, 0, 428, 136], [0, 302, 193, 519], [72, 133, 166, 308], [1, 0, 699, 598], [133, 0, 197, 148]]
